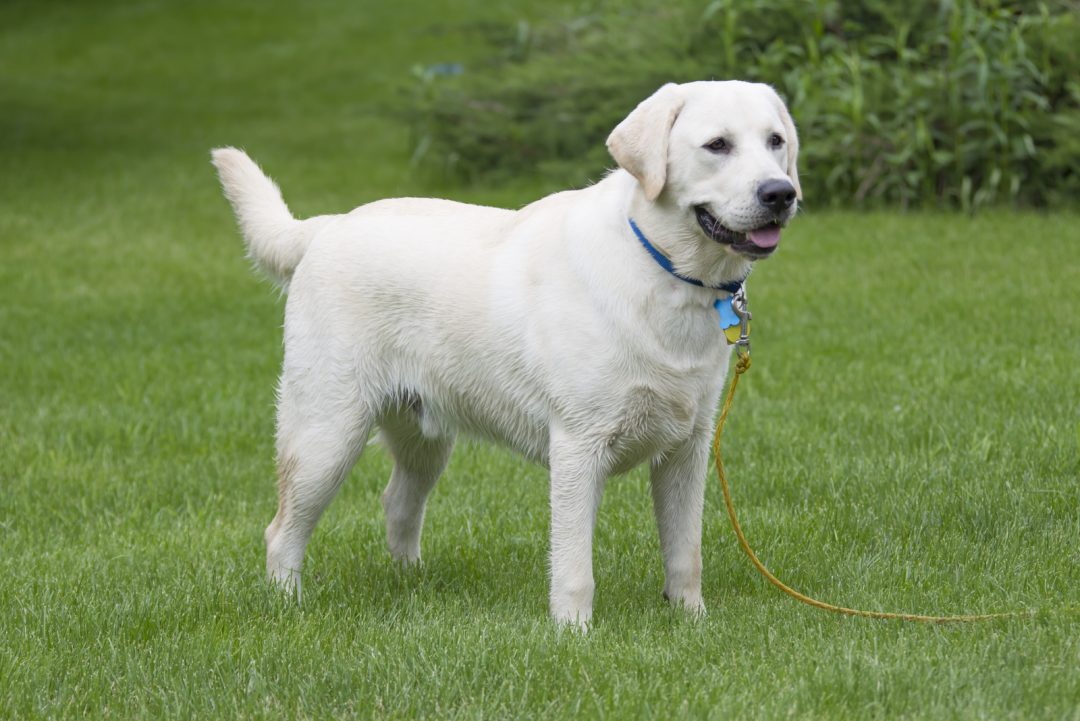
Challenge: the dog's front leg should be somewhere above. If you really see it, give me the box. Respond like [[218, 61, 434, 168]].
[[649, 428, 709, 615], [548, 427, 608, 630]]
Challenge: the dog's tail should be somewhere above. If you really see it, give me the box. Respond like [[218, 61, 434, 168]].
[[211, 147, 328, 288]]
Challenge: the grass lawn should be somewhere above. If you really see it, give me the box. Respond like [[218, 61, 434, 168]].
[[2, 1, 1078, 719]]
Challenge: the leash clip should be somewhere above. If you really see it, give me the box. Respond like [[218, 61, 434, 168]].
[[731, 287, 751, 357]]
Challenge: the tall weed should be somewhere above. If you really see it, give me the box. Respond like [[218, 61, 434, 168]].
[[405, 0, 1079, 208]]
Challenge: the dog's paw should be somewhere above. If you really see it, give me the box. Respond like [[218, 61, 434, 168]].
[[385, 531, 422, 565], [550, 587, 593, 633], [663, 588, 706, 617], [388, 548, 423, 567], [267, 564, 303, 603], [551, 607, 592, 634]]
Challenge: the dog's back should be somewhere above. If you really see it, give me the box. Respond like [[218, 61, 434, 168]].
[[212, 147, 515, 290]]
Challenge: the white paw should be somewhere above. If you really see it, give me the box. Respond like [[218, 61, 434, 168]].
[[267, 554, 302, 602], [550, 583, 594, 632], [664, 588, 706, 617], [388, 546, 422, 566], [551, 606, 592, 633], [386, 533, 422, 565]]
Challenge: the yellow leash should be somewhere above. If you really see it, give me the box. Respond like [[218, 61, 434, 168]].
[[712, 351, 1037, 623]]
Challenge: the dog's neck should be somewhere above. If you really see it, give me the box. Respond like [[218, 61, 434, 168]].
[[627, 218, 744, 294], [624, 182, 752, 291]]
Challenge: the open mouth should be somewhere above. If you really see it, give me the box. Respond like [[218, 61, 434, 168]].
[[694, 206, 783, 259]]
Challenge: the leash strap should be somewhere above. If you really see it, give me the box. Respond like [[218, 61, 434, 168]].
[[713, 352, 1064, 623]]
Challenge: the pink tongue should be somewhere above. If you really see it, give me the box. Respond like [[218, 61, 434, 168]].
[[747, 226, 781, 248]]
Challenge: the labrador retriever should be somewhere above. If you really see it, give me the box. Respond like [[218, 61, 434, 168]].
[[212, 80, 800, 629]]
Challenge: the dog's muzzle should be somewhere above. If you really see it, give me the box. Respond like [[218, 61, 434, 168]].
[[694, 206, 785, 259]]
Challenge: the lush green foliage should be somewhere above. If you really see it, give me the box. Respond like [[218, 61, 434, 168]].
[[2, 1, 1079, 719], [407, 0, 1080, 209]]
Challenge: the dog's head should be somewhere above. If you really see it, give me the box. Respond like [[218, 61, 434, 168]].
[[607, 81, 800, 263]]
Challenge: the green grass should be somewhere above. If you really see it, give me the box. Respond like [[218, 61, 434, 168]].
[[2, 1, 1079, 719]]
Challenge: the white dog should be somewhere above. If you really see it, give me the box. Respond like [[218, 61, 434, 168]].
[[212, 80, 800, 629]]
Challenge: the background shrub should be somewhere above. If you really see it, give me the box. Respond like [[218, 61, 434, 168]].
[[404, 0, 1080, 209]]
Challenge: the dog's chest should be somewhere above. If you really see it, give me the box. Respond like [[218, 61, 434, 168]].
[[601, 380, 701, 472]]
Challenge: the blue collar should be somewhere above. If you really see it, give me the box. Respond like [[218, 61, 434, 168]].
[[628, 218, 745, 294]]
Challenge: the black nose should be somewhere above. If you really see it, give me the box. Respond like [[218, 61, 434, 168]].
[[756, 179, 796, 212]]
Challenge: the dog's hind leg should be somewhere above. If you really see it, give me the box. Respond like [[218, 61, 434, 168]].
[[265, 379, 374, 602], [378, 404, 455, 564]]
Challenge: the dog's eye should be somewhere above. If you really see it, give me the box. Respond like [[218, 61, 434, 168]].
[[704, 137, 731, 154], [768, 133, 785, 149]]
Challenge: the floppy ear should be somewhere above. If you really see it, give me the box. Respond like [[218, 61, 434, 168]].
[[768, 88, 802, 200], [606, 83, 685, 201]]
